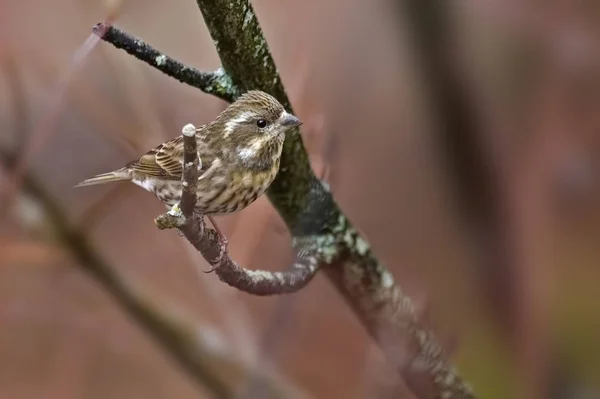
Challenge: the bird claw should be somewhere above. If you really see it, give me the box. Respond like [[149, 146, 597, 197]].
[[202, 217, 229, 273], [202, 235, 228, 273]]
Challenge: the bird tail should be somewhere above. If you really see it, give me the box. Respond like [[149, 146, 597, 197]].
[[75, 169, 131, 187]]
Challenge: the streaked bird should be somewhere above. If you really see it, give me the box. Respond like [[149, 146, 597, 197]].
[[76, 90, 301, 215]]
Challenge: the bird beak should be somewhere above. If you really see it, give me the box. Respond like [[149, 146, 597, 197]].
[[280, 112, 302, 128]]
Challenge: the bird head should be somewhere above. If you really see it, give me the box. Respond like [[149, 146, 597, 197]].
[[218, 90, 301, 141], [213, 91, 302, 166]]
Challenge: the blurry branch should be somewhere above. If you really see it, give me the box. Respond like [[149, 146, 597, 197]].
[[401, 1, 502, 233], [0, 150, 305, 399], [400, 0, 517, 337], [3, 48, 29, 153], [155, 124, 319, 295], [93, 23, 238, 103], [399, 1, 559, 398], [92, 0, 476, 396]]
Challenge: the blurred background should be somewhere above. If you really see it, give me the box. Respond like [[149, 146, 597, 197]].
[[1, 0, 600, 398]]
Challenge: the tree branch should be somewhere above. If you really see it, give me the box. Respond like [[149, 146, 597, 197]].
[[92, 22, 239, 103], [89, 1, 476, 396], [154, 124, 319, 295], [196, 1, 475, 397]]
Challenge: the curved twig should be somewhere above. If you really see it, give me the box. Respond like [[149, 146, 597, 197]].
[[154, 124, 319, 295]]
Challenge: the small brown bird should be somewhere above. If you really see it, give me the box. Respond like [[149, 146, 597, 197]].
[[76, 90, 301, 215]]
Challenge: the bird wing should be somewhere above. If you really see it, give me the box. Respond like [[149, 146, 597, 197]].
[[127, 126, 214, 179]]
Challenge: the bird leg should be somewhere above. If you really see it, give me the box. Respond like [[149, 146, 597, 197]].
[[202, 215, 229, 273]]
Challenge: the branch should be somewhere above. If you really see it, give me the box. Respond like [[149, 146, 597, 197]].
[[92, 22, 239, 103], [90, 2, 476, 396], [154, 124, 319, 296]]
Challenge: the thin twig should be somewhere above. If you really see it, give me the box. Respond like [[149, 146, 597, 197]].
[[92, 23, 239, 103]]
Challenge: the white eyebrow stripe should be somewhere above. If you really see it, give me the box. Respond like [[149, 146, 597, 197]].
[[224, 111, 256, 137]]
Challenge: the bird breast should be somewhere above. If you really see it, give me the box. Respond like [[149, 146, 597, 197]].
[[130, 162, 278, 215], [195, 168, 277, 214]]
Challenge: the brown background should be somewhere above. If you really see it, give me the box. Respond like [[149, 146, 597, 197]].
[[1, 0, 600, 398]]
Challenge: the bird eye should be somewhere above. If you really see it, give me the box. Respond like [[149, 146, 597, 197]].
[[256, 119, 267, 128]]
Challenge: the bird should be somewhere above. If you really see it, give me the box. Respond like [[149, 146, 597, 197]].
[[75, 90, 302, 216]]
